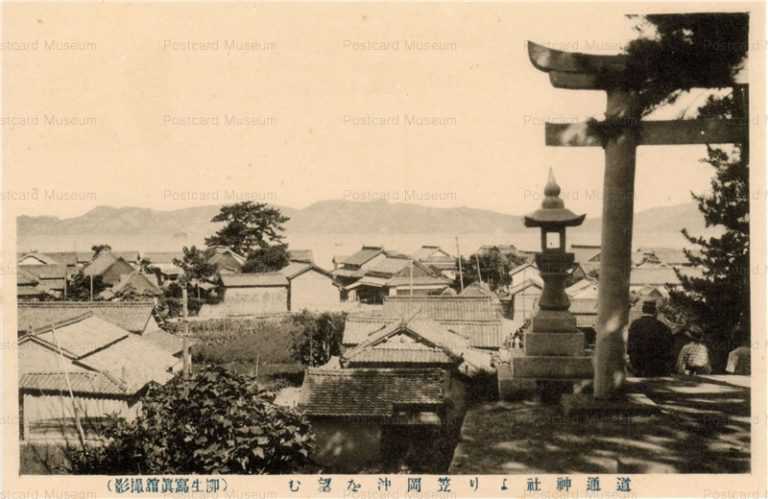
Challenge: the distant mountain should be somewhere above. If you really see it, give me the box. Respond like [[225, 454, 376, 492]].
[[16, 200, 705, 238]]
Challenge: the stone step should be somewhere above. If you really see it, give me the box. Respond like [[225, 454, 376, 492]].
[[524, 331, 584, 356], [511, 355, 593, 379]]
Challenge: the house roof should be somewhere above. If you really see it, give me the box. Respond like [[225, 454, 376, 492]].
[[629, 267, 682, 286], [343, 296, 504, 349], [142, 328, 189, 355], [345, 276, 391, 290], [106, 271, 163, 297], [19, 371, 128, 396], [17, 268, 40, 286], [18, 252, 61, 265], [412, 245, 452, 262], [82, 252, 122, 277], [340, 246, 384, 267], [386, 275, 451, 288], [19, 264, 67, 280], [299, 368, 447, 417], [43, 252, 79, 266], [509, 262, 537, 277], [77, 335, 177, 390], [571, 244, 601, 264], [384, 296, 501, 322], [333, 268, 366, 280], [367, 257, 412, 276], [24, 313, 130, 359], [17, 285, 50, 297], [112, 251, 140, 262], [288, 249, 314, 263], [17, 301, 156, 334], [509, 278, 544, 296], [208, 247, 247, 265], [280, 262, 333, 280], [220, 272, 289, 287], [141, 251, 184, 264]]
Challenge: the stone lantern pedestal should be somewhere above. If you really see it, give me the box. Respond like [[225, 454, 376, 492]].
[[508, 171, 593, 402]]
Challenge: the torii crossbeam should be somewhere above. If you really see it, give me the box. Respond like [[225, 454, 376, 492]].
[[527, 41, 748, 399]]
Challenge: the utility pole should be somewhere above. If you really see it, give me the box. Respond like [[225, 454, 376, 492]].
[[182, 285, 191, 378], [474, 254, 483, 284], [455, 236, 464, 292]]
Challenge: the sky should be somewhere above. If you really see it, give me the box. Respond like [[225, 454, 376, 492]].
[[2, 2, 754, 220]]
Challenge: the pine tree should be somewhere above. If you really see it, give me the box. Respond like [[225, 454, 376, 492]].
[[668, 89, 750, 369]]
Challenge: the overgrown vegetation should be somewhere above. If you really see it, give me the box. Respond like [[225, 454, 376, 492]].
[[68, 366, 314, 474]]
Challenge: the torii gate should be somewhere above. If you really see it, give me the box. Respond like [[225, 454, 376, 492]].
[[527, 41, 748, 399]]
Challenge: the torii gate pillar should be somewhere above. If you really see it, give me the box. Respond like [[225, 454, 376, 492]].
[[594, 89, 640, 398]]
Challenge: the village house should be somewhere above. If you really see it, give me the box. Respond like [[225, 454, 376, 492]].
[[18, 264, 68, 299], [98, 271, 163, 300], [344, 295, 506, 351], [298, 368, 453, 472], [571, 243, 601, 276], [344, 254, 450, 304], [82, 251, 136, 286], [332, 246, 389, 286], [141, 251, 184, 282], [507, 262, 543, 321], [17, 311, 181, 442], [207, 246, 247, 274], [200, 273, 289, 318], [279, 262, 341, 311], [411, 245, 458, 280], [287, 249, 314, 263], [16, 268, 52, 301]]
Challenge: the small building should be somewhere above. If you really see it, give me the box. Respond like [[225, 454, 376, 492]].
[[18, 264, 68, 298], [99, 271, 163, 300], [634, 247, 697, 267], [332, 246, 388, 286], [17, 300, 162, 336], [17, 268, 52, 301], [571, 244, 601, 276], [344, 257, 450, 304], [287, 249, 314, 263], [18, 252, 61, 266], [344, 295, 505, 350], [218, 272, 290, 316], [82, 251, 136, 286], [412, 245, 458, 280], [141, 251, 184, 282], [18, 312, 180, 441], [508, 262, 540, 289], [298, 368, 450, 472], [279, 262, 340, 311], [207, 247, 247, 274], [508, 279, 542, 322]]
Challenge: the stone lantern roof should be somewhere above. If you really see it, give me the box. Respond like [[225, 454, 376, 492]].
[[524, 169, 586, 228]]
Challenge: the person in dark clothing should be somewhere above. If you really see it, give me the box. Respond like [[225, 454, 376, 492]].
[[627, 300, 673, 377]]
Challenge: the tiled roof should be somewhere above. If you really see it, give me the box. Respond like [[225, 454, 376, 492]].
[[571, 245, 601, 264], [17, 286, 49, 297], [630, 267, 682, 286], [288, 249, 314, 263], [299, 368, 447, 417], [345, 276, 390, 290], [18, 252, 61, 265], [280, 262, 333, 280], [509, 262, 537, 277], [19, 371, 128, 396], [142, 328, 190, 355], [460, 282, 495, 298], [19, 264, 67, 280], [367, 257, 411, 276], [220, 272, 288, 287], [27, 313, 130, 358], [383, 296, 501, 322], [82, 252, 120, 277], [333, 268, 366, 280], [343, 297, 504, 349], [17, 268, 39, 286], [509, 278, 543, 296], [141, 251, 183, 264], [340, 246, 384, 267], [387, 275, 451, 288], [78, 335, 178, 390], [412, 245, 452, 262], [43, 252, 79, 266], [107, 271, 162, 296], [17, 301, 156, 334]]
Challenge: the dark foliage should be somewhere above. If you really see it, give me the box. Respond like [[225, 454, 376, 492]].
[[243, 244, 290, 273], [205, 202, 290, 256], [66, 272, 107, 301], [454, 247, 527, 291], [289, 311, 346, 367], [68, 366, 313, 474]]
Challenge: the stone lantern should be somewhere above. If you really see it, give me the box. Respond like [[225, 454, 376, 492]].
[[524, 169, 585, 334], [509, 169, 593, 400]]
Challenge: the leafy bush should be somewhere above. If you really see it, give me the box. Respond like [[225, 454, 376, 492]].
[[189, 318, 298, 365], [69, 366, 313, 474], [289, 311, 346, 367]]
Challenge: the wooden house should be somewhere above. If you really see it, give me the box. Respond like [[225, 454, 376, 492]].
[[280, 262, 341, 311]]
